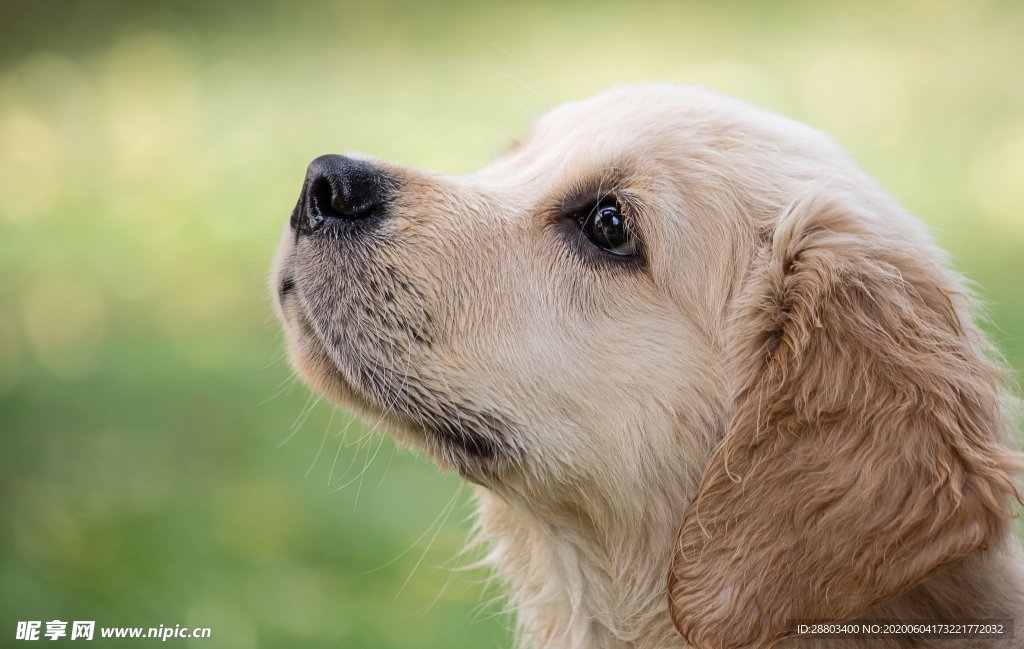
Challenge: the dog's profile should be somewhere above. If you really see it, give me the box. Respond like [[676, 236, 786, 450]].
[[272, 83, 1024, 648]]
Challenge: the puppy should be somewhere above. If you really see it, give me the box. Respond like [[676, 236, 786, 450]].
[[272, 84, 1024, 649]]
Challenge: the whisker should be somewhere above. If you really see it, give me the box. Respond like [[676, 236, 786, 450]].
[[277, 391, 320, 449], [365, 484, 464, 574], [259, 372, 301, 405], [394, 483, 463, 600], [305, 406, 336, 477], [327, 415, 358, 486]]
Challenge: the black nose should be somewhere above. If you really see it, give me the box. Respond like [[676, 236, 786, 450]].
[[291, 154, 392, 234]]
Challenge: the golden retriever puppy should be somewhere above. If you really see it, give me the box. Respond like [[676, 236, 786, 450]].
[[272, 84, 1024, 649]]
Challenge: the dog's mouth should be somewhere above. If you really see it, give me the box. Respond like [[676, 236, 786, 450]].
[[277, 276, 296, 302], [276, 266, 522, 482]]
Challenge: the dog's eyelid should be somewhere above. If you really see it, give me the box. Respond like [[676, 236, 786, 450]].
[[560, 186, 626, 217], [565, 190, 642, 234]]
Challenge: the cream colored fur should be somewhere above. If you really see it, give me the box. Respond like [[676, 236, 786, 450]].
[[273, 84, 1024, 648]]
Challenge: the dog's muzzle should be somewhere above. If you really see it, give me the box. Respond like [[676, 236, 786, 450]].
[[290, 154, 393, 235]]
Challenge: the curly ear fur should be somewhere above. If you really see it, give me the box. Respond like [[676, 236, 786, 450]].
[[668, 191, 1023, 649]]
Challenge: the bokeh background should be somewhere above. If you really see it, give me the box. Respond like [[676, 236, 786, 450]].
[[2, 0, 1023, 647]]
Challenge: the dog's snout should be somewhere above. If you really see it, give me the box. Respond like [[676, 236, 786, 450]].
[[291, 154, 392, 234]]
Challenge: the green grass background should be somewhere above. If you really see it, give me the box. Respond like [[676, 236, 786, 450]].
[[2, 1, 1023, 647]]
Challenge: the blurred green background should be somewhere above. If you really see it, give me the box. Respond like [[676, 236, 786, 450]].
[[1, 0, 1022, 647]]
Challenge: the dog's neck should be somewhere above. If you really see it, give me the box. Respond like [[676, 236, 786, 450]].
[[473, 486, 1024, 649], [473, 483, 686, 649]]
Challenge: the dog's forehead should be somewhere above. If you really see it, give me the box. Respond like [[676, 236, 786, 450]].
[[476, 84, 752, 186], [540, 84, 694, 134], [529, 85, 695, 157]]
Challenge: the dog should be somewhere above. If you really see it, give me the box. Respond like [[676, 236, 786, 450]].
[[272, 83, 1024, 648]]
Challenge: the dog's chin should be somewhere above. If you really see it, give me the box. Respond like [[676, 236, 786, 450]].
[[281, 312, 515, 485]]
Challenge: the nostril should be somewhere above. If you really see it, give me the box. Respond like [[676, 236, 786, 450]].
[[309, 176, 343, 225]]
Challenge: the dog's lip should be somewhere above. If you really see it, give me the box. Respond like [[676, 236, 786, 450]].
[[278, 276, 296, 302]]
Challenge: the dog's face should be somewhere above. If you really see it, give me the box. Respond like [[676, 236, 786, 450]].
[[273, 85, 811, 490], [273, 84, 1020, 648]]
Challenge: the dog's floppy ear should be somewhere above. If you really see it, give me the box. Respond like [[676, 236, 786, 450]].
[[667, 192, 1022, 649]]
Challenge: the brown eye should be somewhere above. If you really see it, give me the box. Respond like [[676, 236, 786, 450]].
[[583, 202, 636, 256]]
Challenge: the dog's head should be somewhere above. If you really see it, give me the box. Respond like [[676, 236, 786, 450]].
[[273, 84, 1021, 648]]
